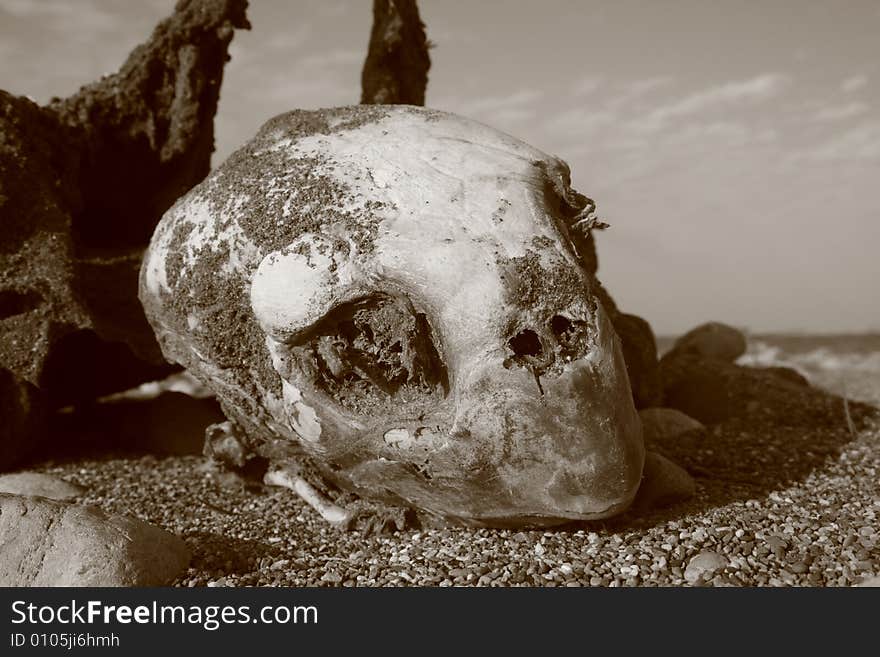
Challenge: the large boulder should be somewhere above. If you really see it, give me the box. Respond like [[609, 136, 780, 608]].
[[666, 321, 747, 362], [0, 0, 250, 469], [660, 343, 874, 426], [0, 493, 190, 586]]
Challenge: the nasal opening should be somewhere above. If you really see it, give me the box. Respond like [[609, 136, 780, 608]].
[[508, 329, 542, 357]]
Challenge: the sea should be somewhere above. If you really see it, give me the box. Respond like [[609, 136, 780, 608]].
[[658, 333, 880, 408]]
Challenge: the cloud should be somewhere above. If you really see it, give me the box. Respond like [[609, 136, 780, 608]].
[[608, 76, 674, 109], [841, 75, 868, 93], [451, 89, 543, 122], [802, 122, 880, 162], [0, 0, 119, 32], [263, 25, 314, 53], [297, 49, 363, 70], [570, 76, 603, 97], [545, 108, 616, 138], [811, 102, 870, 123], [631, 73, 789, 133]]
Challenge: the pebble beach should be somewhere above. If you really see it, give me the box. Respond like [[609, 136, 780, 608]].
[[29, 363, 880, 588]]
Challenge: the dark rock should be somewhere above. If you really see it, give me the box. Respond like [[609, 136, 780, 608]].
[[659, 350, 873, 426], [660, 354, 733, 423], [632, 451, 696, 511], [590, 274, 662, 409], [613, 312, 662, 408], [754, 365, 811, 387], [667, 321, 747, 362], [361, 0, 431, 105], [0, 0, 250, 469], [0, 493, 190, 586]]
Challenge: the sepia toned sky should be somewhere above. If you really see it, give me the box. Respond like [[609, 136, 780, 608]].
[[1, 0, 878, 335]]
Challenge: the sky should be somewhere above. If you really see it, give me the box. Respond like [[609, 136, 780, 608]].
[[1, 0, 878, 335]]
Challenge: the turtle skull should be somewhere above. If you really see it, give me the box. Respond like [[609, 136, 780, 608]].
[[140, 105, 644, 526]]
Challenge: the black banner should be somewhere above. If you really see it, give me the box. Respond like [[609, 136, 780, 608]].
[[0, 587, 873, 653]]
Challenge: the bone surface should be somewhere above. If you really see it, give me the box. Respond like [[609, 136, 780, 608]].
[[140, 105, 644, 526]]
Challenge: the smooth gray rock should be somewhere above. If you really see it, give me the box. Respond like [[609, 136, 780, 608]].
[[0, 493, 189, 586], [0, 472, 84, 500], [684, 550, 728, 584], [855, 575, 880, 587]]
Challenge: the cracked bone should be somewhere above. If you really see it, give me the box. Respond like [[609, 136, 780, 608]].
[[140, 105, 644, 527]]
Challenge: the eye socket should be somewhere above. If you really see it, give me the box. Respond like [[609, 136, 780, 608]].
[[290, 294, 448, 415]]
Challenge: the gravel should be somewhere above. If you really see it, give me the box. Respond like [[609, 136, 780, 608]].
[[28, 404, 879, 587]]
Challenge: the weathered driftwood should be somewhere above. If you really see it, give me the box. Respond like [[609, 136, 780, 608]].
[[361, 0, 431, 105], [0, 0, 249, 468]]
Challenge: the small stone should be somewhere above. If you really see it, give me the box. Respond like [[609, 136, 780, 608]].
[[765, 535, 788, 557], [0, 472, 85, 501], [320, 571, 342, 583], [633, 451, 696, 511], [854, 575, 880, 587], [684, 551, 728, 584], [638, 407, 705, 446]]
